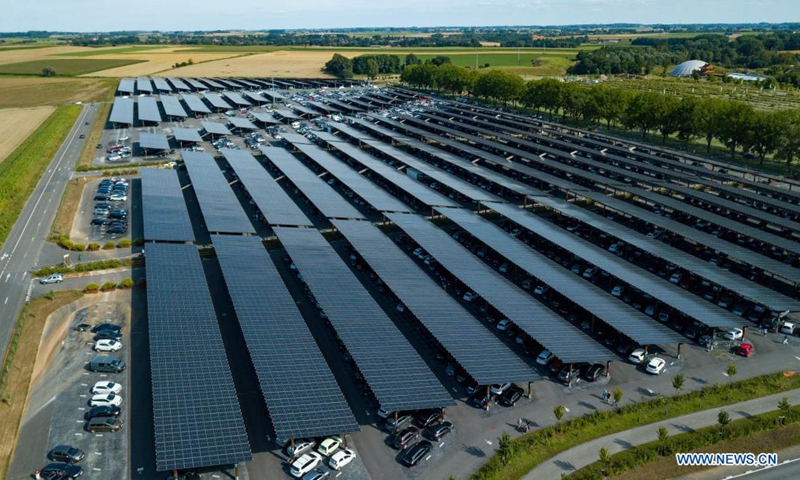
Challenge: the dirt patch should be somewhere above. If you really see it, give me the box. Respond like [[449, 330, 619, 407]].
[[0, 290, 84, 479], [50, 177, 88, 239], [0, 106, 55, 164], [83, 52, 245, 77], [0, 77, 115, 109]]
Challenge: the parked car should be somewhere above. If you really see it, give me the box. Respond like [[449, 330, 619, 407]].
[[49, 445, 85, 463], [87, 356, 125, 373], [39, 274, 63, 285], [497, 385, 524, 406], [462, 291, 477, 302], [301, 469, 329, 480], [286, 439, 315, 458], [90, 381, 121, 395], [558, 366, 580, 384], [401, 440, 432, 467], [496, 319, 511, 331], [109, 194, 127, 202], [392, 427, 420, 450], [646, 357, 666, 375], [94, 208, 110, 216], [415, 409, 443, 428], [469, 389, 492, 409], [93, 329, 123, 341], [328, 448, 356, 470], [94, 339, 122, 352], [91, 323, 121, 333], [490, 383, 512, 395], [86, 416, 123, 433], [84, 405, 121, 420], [39, 462, 83, 479], [536, 349, 555, 365], [317, 436, 342, 456], [425, 421, 454, 441], [94, 194, 110, 201], [384, 414, 412, 432], [89, 393, 122, 407], [289, 452, 323, 478], [611, 285, 625, 297], [723, 328, 744, 341], [736, 343, 754, 357], [90, 217, 112, 226], [629, 348, 647, 364], [106, 225, 128, 235], [583, 364, 605, 382], [109, 209, 127, 219]]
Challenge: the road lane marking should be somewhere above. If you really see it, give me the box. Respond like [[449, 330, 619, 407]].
[[3, 297, 6, 305]]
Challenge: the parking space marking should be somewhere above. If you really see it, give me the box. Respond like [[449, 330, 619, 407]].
[[439, 442, 445, 448], [94, 452, 102, 455], [93, 468, 102, 471], [78, 407, 85, 410], [81, 383, 88, 386], [79, 394, 87, 398], [76, 420, 84, 423], [336, 473, 342, 478], [74, 433, 83, 436], [485, 440, 493, 446], [425, 455, 432, 461]]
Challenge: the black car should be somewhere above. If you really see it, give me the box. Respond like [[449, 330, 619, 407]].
[[40, 462, 83, 479], [469, 390, 492, 409], [583, 364, 605, 382], [415, 409, 443, 428], [96, 143, 102, 149], [106, 225, 127, 235], [392, 426, 420, 450], [74, 323, 91, 332], [90, 218, 112, 226], [401, 441, 432, 467], [558, 366, 580, 385], [94, 330, 123, 341], [425, 421, 454, 441], [84, 405, 121, 420], [91, 323, 121, 333], [94, 194, 110, 201], [498, 385, 524, 406], [49, 445, 85, 463], [95, 202, 111, 209], [109, 209, 127, 219]]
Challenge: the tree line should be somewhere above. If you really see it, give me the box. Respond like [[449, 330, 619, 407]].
[[324, 53, 451, 80], [400, 63, 800, 171]]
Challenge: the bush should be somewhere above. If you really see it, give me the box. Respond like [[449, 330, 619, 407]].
[[102, 170, 111, 176], [87, 243, 100, 251], [34, 259, 125, 277], [118, 277, 134, 289], [100, 281, 117, 292], [111, 170, 120, 176], [133, 237, 145, 246], [117, 238, 131, 248], [103, 241, 116, 250], [85, 282, 99, 293], [71, 243, 85, 252], [56, 235, 73, 250], [75, 165, 90, 172]]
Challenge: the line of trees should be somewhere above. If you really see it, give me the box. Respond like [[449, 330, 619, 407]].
[[324, 53, 451, 80], [401, 63, 800, 171]]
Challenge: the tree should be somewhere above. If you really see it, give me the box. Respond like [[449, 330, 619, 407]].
[[726, 363, 738, 379], [672, 373, 685, 395], [696, 98, 726, 153], [41, 66, 56, 77], [657, 426, 670, 455], [656, 95, 681, 143], [594, 86, 629, 129], [498, 431, 515, 465], [553, 404, 565, 432], [599, 447, 612, 475], [779, 396, 791, 413], [623, 92, 663, 137], [474, 69, 525, 105], [404, 53, 421, 67], [776, 110, 800, 173], [365, 58, 379, 80], [323, 54, 353, 79], [435, 63, 471, 94], [717, 101, 755, 159], [674, 96, 701, 145], [612, 388, 623, 407], [429, 55, 452, 66], [749, 110, 785, 164], [718, 410, 731, 431]]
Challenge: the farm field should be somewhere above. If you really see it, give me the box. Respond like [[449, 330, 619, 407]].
[[82, 51, 248, 77], [0, 77, 115, 108], [0, 106, 55, 164], [54, 45, 168, 57], [0, 45, 121, 65], [417, 52, 577, 76], [0, 58, 145, 76], [167, 50, 339, 77]]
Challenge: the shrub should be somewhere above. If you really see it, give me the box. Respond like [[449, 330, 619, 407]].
[[118, 277, 134, 289], [85, 282, 100, 293], [102, 170, 111, 176], [87, 243, 100, 251], [133, 237, 145, 246], [103, 241, 116, 250], [100, 281, 117, 292], [56, 235, 73, 250], [71, 243, 85, 252], [75, 165, 90, 172], [111, 170, 120, 176], [118, 238, 131, 248]]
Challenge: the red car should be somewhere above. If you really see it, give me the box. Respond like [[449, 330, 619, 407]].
[[735, 343, 753, 357]]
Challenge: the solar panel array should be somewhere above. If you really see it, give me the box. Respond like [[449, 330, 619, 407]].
[[201, 78, 225, 90], [228, 117, 258, 130], [288, 142, 414, 213], [220, 148, 313, 227], [161, 95, 188, 118], [329, 121, 376, 140], [182, 151, 255, 234], [223, 91, 252, 107], [185, 78, 207, 91], [153, 77, 172, 92], [137, 77, 153, 93], [280, 132, 313, 145], [251, 112, 280, 125], [140, 168, 195, 242], [181, 94, 211, 114], [146, 243, 251, 471], [436, 208, 685, 345], [212, 235, 359, 440], [274, 109, 301, 120], [137, 96, 163, 124], [332, 219, 538, 385], [200, 121, 231, 136], [173, 127, 204, 143], [139, 133, 170, 151], [118, 78, 135, 94], [272, 227, 455, 413], [244, 91, 268, 104], [168, 78, 190, 91], [262, 91, 285, 102], [259, 146, 366, 220], [109, 97, 134, 125], [387, 213, 615, 363], [204, 93, 233, 110]]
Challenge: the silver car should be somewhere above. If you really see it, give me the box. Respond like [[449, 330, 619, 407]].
[[40, 274, 63, 285]]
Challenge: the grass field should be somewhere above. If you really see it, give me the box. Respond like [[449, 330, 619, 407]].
[[50, 177, 88, 239], [83, 52, 246, 77], [0, 77, 115, 108], [0, 290, 84, 480], [0, 45, 53, 52], [55, 46, 167, 57], [0, 107, 56, 164], [0, 45, 116, 66], [0, 58, 146, 76], [0, 104, 81, 248]]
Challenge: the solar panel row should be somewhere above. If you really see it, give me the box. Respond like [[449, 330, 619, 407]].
[[109, 97, 134, 125], [137, 96, 163, 124], [161, 95, 188, 118], [140, 169, 195, 242], [182, 94, 211, 114]]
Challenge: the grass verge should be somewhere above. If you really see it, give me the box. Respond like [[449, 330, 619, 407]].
[[0, 290, 84, 479], [571, 404, 800, 479], [471, 372, 800, 480], [0, 104, 81, 249], [49, 177, 88, 238], [34, 258, 136, 277], [77, 101, 110, 169]]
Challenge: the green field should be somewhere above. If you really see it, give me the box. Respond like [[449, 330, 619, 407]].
[[0, 58, 146, 76], [56, 46, 168, 57], [0, 44, 54, 52], [175, 45, 595, 54]]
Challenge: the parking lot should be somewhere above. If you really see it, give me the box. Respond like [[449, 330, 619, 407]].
[[69, 177, 132, 245]]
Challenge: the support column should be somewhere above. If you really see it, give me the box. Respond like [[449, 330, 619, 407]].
[[605, 361, 611, 377]]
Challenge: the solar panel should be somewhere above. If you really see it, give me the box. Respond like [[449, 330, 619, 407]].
[[329, 121, 377, 140], [204, 93, 233, 110], [386, 213, 615, 363], [292, 105, 317, 117], [168, 77, 190, 91], [262, 91, 285, 102], [436, 208, 686, 345], [173, 127, 203, 143], [236, 79, 260, 89], [118, 78, 135, 94], [109, 97, 134, 125], [228, 117, 258, 130], [312, 131, 346, 143], [182, 151, 256, 234], [251, 112, 280, 125], [220, 149, 313, 227], [212, 235, 359, 440], [288, 142, 414, 213], [139, 133, 170, 151], [326, 98, 362, 112], [274, 109, 301, 121], [308, 101, 340, 114], [185, 78, 207, 91], [152, 77, 172, 92], [137, 96, 163, 124], [146, 243, 251, 471], [160, 95, 188, 118], [280, 132, 313, 145], [217, 79, 242, 89], [321, 140, 459, 208], [332, 219, 538, 385], [137, 77, 153, 93], [182, 94, 211, 114], [200, 121, 231, 136], [272, 227, 455, 413], [244, 92, 268, 104], [259, 146, 365, 220], [140, 168, 195, 242], [223, 92, 252, 107], [201, 78, 225, 90]]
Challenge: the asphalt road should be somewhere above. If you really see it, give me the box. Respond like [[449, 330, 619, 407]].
[[0, 103, 95, 360]]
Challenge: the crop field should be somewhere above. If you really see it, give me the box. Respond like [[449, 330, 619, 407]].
[[0, 45, 120, 65], [55, 45, 168, 57], [0, 77, 115, 108], [596, 77, 800, 111], [0, 58, 145, 76], [82, 52, 247, 77], [416, 52, 577, 76], [0, 106, 56, 164], [168, 50, 338, 77]]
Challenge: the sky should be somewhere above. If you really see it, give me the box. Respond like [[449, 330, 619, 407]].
[[2, 0, 799, 32]]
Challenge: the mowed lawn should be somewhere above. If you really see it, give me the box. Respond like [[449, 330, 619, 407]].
[[0, 58, 145, 76]]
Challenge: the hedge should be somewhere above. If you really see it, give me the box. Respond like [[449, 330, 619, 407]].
[[117, 239, 131, 248], [84, 283, 99, 293], [34, 259, 126, 277]]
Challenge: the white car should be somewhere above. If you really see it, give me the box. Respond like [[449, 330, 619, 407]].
[[286, 439, 315, 458], [91, 381, 122, 395], [536, 349, 555, 365], [533, 285, 549, 295], [611, 285, 625, 297], [90, 393, 122, 407], [94, 339, 122, 352], [317, 436, 342, 456], [496, 319, 511, 331], [289, 452, 323, 478], [646, 357, 666, 375], [463, 291, 477, 302], [39, 274, 63, 285], [329, 448, 356, 470], [109, 194, 127, 202], [723, 328, 744, 341], [628, 348, 646, 364], [377, 407, 392, 419], [490, 383, 512, 395]]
